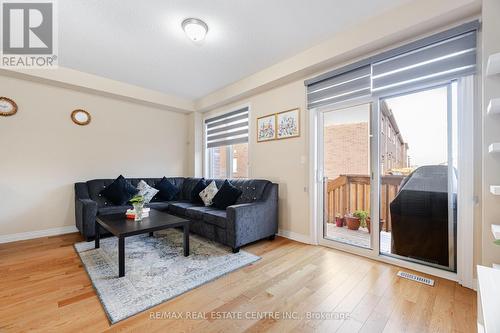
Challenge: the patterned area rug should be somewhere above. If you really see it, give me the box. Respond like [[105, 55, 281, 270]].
[[74, 229, 260, 324]]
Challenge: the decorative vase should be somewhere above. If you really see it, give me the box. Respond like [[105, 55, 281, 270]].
[[132, 202, 144, 222]]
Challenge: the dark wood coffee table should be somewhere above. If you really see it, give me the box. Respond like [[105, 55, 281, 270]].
[[95, 209, 190, 277]]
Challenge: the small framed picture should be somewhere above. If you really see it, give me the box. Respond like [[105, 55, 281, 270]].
[[257, 114, 276, 142], [277, 108, 300, 139]]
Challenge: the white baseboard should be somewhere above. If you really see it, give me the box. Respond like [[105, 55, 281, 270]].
[[0, 226, 78, 244], [277, 229, 312, 244]]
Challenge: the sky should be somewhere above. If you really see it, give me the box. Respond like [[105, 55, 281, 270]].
[[385, 86, 450, 167]]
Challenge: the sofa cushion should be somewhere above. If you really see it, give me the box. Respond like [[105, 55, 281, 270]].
[[126, 178, 158, 188], [154, 177, 180, 201], [229, 179, 271, 204], [185, 206, 214, 220], [211, 180, 242, 209], [98, 205, 131, 215], [146, 202, 170, 211], [180, 178, 203, 201], [100, 175, 138, 205], [190, 178, 207, 204], [199, 181, 218, 206], [168, 201, 198, 216], [87, 179, 115, 207], [136, 180, 159, 204], [202, 209, 228, 229]]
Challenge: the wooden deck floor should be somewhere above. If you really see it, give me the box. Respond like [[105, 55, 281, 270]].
[[0, 233, 477, 332], [326, 223, 392, 252]]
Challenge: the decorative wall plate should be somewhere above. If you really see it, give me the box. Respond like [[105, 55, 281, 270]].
[[0, 97, 18, 116], [71, 109, 91, 126]]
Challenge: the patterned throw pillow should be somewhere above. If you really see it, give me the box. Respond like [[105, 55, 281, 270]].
[[137, 180, 159, 204], [199, 181, 218, 206]]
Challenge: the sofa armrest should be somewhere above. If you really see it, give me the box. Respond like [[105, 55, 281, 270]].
[[226, 183, 278, 248], [75, 198, 98, 238]]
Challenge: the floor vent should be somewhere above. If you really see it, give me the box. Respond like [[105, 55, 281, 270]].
[[397, 271, 434, 286]]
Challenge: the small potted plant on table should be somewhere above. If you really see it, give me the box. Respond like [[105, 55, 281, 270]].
[[129, 195, 145, 222]]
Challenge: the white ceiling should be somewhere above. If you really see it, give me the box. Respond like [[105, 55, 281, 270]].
[[59, 0, 410, 99]]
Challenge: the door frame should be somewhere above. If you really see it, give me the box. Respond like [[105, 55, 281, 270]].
[[308, 78, 475, 287]]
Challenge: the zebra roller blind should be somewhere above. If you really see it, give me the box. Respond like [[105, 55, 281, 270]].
[[372, 31, 476, 93], [205, 107, 249, 148], [307, 65, 371, 109], [305, 21, 478, 109]]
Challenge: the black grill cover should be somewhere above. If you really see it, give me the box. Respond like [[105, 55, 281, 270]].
[[390, 165, 457, 268]]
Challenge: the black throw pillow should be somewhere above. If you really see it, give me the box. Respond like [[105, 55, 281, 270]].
[[154, 177, 179, 201], [100, 175, 138, 205], [211, 180, 242, 209], [190, 178, 207, 204]]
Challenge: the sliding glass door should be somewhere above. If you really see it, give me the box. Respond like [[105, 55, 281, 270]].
[[320, 102, 373, 250], [378, 83, 457, 272], [318, 83, 458, 272]]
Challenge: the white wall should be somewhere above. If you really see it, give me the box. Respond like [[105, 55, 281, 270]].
[[0, 75, 189, 236], [481, 0, 500, 267]]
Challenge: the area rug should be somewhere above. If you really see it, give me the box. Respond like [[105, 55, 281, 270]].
[[74, 229, 260, 324]]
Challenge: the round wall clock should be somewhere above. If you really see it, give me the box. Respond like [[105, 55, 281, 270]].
[[0, 97, 18, 116], [71, 109, 91, 126]]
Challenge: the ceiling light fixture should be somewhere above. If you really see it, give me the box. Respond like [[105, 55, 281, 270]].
[[182, 18, 208, 42]]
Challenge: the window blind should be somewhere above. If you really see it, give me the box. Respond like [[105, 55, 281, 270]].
[[372, 31, 476, 93], [306, 66, 371, 109], [205, 107, 249, 148], [305, 20, 478, 109]]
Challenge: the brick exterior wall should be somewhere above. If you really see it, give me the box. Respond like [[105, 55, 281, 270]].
[[324, 118, 408, 179], [232, 143, 248, 178], [324, 122, 370, 179], [380, 102, 409, 174], [210, 143, 249, 178]]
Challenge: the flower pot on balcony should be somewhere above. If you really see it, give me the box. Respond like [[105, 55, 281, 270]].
[[335, 216, 344, 227], [346, 217, 360, 230], [366, 218, 385, 233]]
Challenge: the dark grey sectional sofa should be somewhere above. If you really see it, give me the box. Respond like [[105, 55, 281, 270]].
[[75, 177, 278, 252]]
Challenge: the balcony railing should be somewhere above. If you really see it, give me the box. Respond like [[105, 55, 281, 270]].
[[325, 174, 405, 232]]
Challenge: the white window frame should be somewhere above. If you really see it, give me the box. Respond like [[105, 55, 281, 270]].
[[203, 104, 251, 179]]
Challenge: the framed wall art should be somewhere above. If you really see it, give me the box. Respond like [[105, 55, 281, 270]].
[[257, 114, 276, 142], [276, 108, 300, 139]]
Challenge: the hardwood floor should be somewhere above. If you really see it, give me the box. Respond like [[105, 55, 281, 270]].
[[0, 233, 476, 332]]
